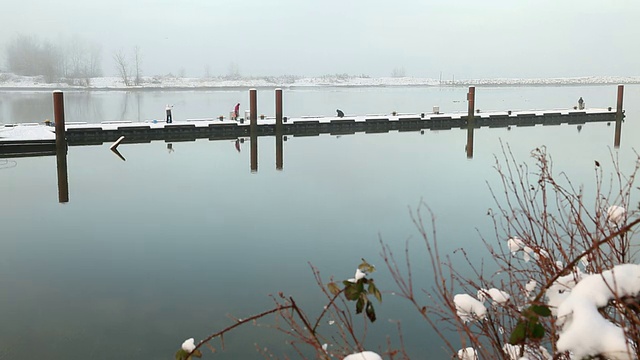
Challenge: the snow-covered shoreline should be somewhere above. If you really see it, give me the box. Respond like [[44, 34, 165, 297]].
[[1, 73, 639, 91]]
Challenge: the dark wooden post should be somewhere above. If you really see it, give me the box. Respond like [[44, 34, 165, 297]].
[[53, 90, 66, 149], [53, 90, 69, 203], [467, 86, 475, 119], [250, 88, 257, 135], [275, 88, 283, 131], [614, 84, 624, 148], [275, 88, 283, 170], [466, 87, 475, 158], [249, 88, 258, 172]]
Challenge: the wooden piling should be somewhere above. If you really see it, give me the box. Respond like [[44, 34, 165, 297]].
[[467, 86, 475, 119], [53, 90, 69, 203], [466, 86, 475, 158], [53, 90, 66, 149], [250, 88, 257, 135], [275, 88, 283, 131], [614, 84, 624, 148]]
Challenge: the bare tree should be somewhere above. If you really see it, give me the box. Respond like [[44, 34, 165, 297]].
[[113, 50, 131, 86], [391, 66, 406, 78], [59, 36, 102, 85], [227, 62, 240, 80], [133, 45, 142, 86]]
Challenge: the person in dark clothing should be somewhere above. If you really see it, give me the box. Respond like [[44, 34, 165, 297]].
[[166, 104, 173, 123], [578, 97, 585, 110], [336, 109, 344, 118]]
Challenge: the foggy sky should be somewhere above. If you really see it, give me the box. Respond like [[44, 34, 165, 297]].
[[2, 0, 639, 79]]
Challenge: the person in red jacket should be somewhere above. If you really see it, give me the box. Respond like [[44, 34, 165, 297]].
[[234, 103, 240, 120]]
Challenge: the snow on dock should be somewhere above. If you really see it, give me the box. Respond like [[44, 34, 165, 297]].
[[0, 107, 621, 154], [0, 123, 55, 141]]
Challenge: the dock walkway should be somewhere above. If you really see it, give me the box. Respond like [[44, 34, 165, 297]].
[[0, 107, 621, 156]]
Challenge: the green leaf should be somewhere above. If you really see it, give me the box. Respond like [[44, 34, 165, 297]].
[[509, 321, 527, 345], [358, 259, 376, 274], [344, 283, 360, 301], [192, 349, 203, 358], [356, 297, 365, 314], [327, 282, 341, 296], [175, 349, 189, 360], [365, 301, 377, 322], [532, 323, 545, 339], [368, 280, 382, 303], [530, 304, 551, 317], [526, 317, 539, 333]]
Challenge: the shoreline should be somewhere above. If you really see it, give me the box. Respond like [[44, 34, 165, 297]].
[[1, 82, 640, 92], [1, 74, 640, 92]]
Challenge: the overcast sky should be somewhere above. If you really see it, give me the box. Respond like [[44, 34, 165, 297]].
[[2, 0, 639, 78]]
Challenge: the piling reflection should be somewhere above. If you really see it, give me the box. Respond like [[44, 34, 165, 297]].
[[250, 134, 258, 173], [276, 133, 283, 170], [614, 120, 622, 148], [465, 122, 475, 159], [56, 141, 69, 203]]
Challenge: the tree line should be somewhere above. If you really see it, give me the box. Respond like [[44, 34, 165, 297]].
[[4, 34, 102, 85], [3, 34, 144, 86]]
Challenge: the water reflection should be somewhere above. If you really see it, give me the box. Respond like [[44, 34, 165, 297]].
[[10, 95, 51, 123], [12, 118, 630, 204], [615, 120, 622, 148], [0, 159, 17, 169], [56, 141, 69, 203], [111, 147, 126, 161], [2, 86, 637, 359], [276, 133, 284, 170], [250, 134, 258, 173], [466, 119, 475, 159]]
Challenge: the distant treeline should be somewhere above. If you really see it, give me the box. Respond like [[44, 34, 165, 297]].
[[4, 34, 102, 85]]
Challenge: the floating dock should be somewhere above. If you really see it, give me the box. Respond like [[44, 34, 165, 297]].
[[0, 108, 620, 155]]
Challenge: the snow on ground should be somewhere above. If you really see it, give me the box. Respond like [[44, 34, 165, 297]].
[[1, 73, 639, 90]]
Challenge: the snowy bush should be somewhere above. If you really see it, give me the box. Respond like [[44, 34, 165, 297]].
[[383, 145, 640, 359], [177, 145, 640, 359]]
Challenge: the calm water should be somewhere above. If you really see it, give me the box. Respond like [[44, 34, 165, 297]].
[[1, 85, 639, 359]]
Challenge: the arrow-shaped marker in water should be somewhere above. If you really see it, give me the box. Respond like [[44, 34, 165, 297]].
[[110, 136, 126, 161]]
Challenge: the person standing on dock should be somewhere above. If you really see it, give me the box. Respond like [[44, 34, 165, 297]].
[[578, 97, 585, 110], [166, 104, 173, 123], [336, 109, 345, 118], [234, 103, 241, 120]]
